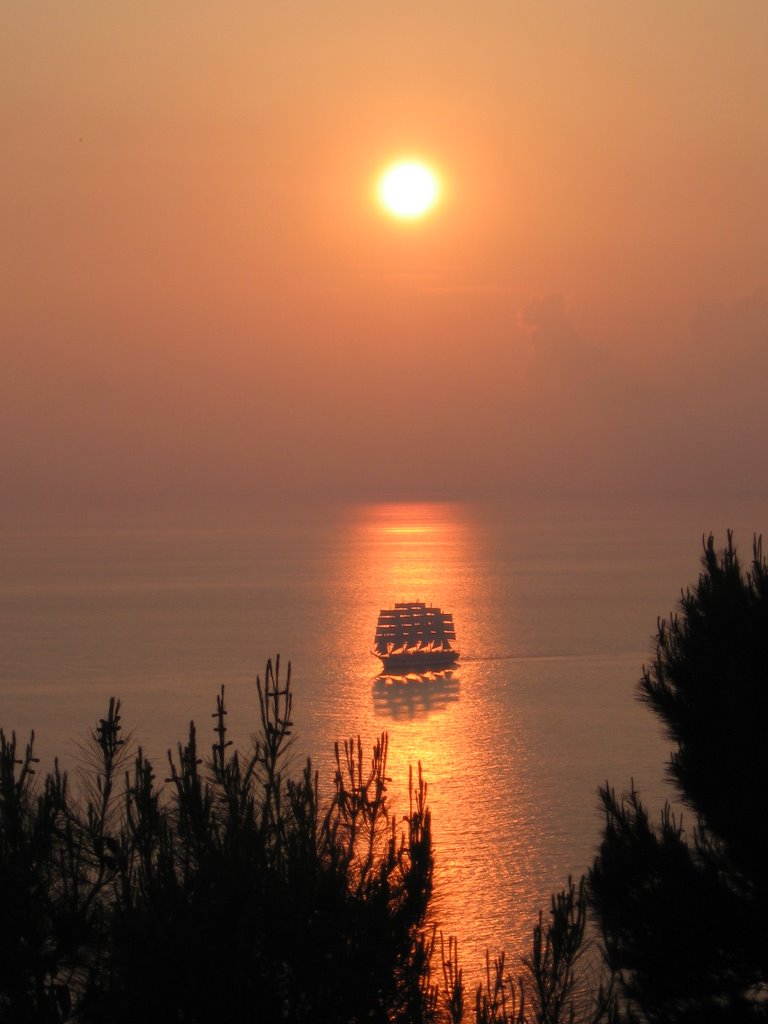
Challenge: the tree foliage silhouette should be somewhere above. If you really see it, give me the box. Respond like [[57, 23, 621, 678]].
[[2, 656, 610, 1024], [590, 533, 768, 1023], [0, 659, 434, 1024]]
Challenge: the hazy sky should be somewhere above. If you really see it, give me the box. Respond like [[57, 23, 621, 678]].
[[3, 2, 767, 515]]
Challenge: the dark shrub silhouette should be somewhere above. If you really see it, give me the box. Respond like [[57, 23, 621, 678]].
[[0, 659, 433, 1023], [590, 534, 768, 1023], [1, 657, 610, 1024]]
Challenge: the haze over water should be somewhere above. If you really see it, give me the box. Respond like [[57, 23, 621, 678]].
[[3, 494, 765, 977]]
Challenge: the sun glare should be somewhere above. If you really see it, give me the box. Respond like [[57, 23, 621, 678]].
[[378, 161, 439, 219]]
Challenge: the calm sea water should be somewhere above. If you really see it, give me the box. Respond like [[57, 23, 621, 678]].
[[1, 494, 764, 977]]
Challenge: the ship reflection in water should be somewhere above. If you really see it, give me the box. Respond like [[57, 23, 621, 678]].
[[372, 667, 461, 720]]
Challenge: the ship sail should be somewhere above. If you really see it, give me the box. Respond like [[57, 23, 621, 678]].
[[372, 601, 460, 671]]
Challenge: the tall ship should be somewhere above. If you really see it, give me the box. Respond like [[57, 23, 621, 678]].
[[373, 601, 460, 672]]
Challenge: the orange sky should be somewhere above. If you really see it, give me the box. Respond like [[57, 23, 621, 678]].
[[3, 2, 767, 515]]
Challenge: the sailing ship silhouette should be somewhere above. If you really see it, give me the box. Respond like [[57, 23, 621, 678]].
[[372, 601, 460, 671]]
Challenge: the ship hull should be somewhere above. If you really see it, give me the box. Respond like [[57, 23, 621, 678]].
[[377, 649, 460, 672]]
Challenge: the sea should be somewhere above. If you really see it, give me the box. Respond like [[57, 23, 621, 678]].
[[1, 493, 764, 981]]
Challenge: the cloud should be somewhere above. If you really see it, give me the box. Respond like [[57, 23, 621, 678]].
[[687, 291, 768, 370]]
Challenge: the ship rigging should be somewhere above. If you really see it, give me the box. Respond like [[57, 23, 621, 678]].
[[373, 601, 460, 671]]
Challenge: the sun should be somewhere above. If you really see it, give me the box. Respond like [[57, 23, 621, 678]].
[[378, 161, 440, 219]]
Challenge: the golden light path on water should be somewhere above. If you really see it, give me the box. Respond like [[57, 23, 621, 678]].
[[316, 502, 551, 977]]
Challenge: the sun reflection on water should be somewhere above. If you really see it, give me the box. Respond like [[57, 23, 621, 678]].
[[320, 501, 541, 981]]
